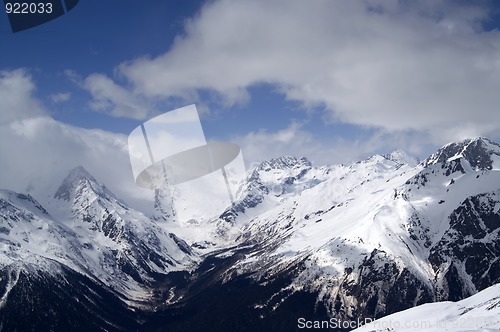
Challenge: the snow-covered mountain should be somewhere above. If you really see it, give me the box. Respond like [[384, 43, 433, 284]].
[[151, 137, 499, 330], [51, 165, 196, 290], [200, 137, 500, 322], [0, 166, 197, 313], [0, 137, 499, 331]]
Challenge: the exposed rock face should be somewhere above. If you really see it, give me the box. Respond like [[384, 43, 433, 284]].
[[429, 191, 500, 299]]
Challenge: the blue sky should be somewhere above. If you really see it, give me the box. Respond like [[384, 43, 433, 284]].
[[2, 0, 500, 193]]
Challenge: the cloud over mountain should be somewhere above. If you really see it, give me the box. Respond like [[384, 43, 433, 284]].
[[116, 0, 500, 141]]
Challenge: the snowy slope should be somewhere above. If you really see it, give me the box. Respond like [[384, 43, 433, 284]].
[[354, 283, 500, 332], [0, 189, 87, 274]]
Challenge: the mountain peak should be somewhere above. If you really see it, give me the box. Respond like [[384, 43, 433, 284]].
[[424, 137, 500, 170], [257, 156, 312, 172], [383, 149, 417, 166], [67, 165, 94, 180], [54, 165, 101, 201]]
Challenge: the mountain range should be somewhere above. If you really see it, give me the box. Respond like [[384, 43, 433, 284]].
[[0, 137, 499, 331]]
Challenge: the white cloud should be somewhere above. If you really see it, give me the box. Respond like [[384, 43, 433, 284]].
[[0, 68, 46, 124], [50, 92, 71, 103], [236, 123, 315, 164], [236, 122, 436, 166], [0, 116, 155, 213], [0, 69, 154, 212], [83, 73, 154, 120], [63, 69, 159, 120], [116, 0, 500, 143]]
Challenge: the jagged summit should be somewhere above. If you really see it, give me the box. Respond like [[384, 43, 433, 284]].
[[257, 156, 312, 171], [54, 165, 114, 202], [423, 137, 500, 170]]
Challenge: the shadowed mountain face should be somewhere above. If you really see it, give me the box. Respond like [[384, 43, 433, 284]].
[[423, 137, 500, 170], [0, 137, 499, 331]]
